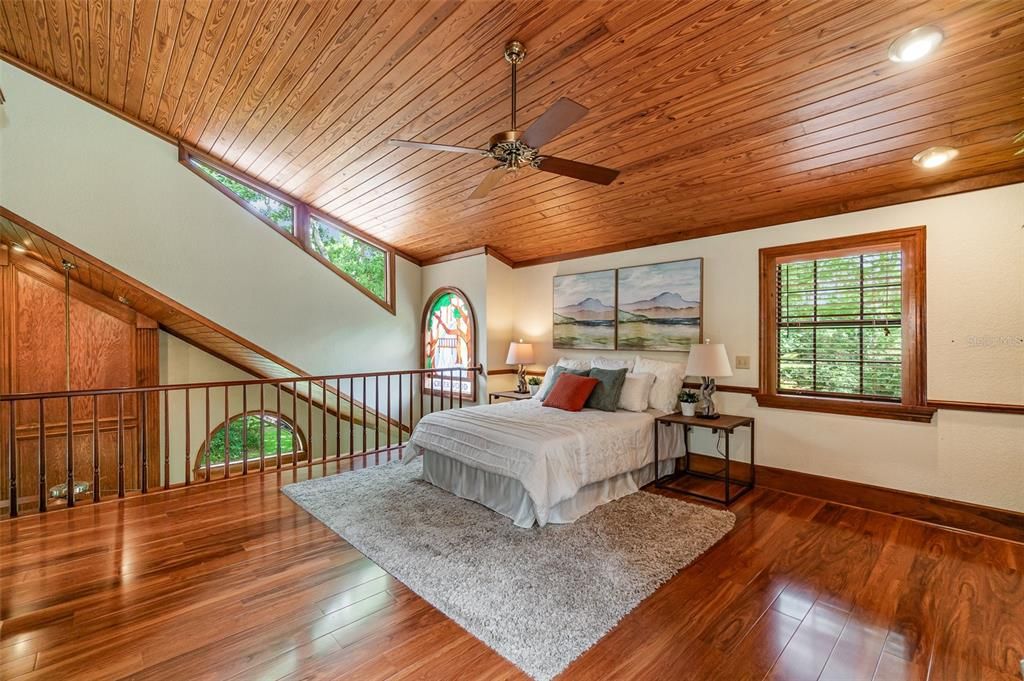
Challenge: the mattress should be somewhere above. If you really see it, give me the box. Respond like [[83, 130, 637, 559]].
[[403, 399, 683, 526]]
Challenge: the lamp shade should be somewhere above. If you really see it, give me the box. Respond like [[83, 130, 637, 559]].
[[685, 343, 733, 378], [506, 341, 535, 365]]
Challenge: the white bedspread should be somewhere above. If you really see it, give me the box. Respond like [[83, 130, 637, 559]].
[[402, 400, 657, 526]]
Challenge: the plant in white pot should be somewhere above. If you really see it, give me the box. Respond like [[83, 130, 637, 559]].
[[527, 376, 542, 395], [678, 389, 699, 416]]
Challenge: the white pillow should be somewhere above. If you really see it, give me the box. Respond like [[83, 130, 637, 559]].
[[618, 372, 656, 411], [532, 358, 592, 400], [532, 365, 556, 400], [592, 356, 635, 371], [633, 356, 687, 413]]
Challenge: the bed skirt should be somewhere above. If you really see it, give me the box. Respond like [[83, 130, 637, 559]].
[[421, 450, 682, 529]]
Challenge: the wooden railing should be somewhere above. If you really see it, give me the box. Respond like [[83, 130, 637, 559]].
[[0, 365, 482, 519]]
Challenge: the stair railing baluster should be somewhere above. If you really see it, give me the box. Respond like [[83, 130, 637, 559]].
[[94, 394, 101, 502], [8, 403, 17, 518], [163, 391, 170, 490], [184, 389, 191, 486]]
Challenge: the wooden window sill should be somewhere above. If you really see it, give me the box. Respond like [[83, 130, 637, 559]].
[[752, 393, 936, 423]]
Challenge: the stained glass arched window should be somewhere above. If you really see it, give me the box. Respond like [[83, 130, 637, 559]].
[[422, 288, 476, 399]]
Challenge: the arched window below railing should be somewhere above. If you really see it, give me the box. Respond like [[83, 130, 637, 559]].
[[195, 412, 307, 479]]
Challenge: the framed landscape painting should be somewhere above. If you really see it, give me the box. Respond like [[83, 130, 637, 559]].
[[616, 258, 702, 351], [553, 270, 616, 349]]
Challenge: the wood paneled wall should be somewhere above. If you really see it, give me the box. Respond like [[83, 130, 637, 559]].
[[0, 248, 159, 509]]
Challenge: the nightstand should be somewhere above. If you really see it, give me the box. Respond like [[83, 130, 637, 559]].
[[488, 390, 534, 404], [653, 413, 755, 505]]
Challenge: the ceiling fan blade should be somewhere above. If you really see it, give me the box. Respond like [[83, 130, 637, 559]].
[[468, 167, 508, 199], [522, 98, 589, 149], [390, 139, 486, 155], [536, 156, 619, 185]]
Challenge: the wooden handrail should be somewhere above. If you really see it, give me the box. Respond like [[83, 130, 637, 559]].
[[1, 365, 483, 519], [0, 365, 484, 402]]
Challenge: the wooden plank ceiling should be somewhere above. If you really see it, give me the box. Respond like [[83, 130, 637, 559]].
[[0, 0, 1022, 265]]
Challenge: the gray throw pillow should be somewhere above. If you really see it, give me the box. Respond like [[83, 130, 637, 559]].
[[538, 366, 590, 400], [586, 367, 628, 412]]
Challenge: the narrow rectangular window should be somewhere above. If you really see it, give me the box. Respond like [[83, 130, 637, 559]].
[[179, 144, 398, 314], [757, 227, 933, 422]]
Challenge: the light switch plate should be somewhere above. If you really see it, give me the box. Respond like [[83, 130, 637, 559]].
[[735, 355, 751, 370]]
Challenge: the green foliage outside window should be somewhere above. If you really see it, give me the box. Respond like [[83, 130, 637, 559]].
[[777, 251, 902, 400], [310, 217, 387, 300], [192, 159, 294, 233], [203, 414, 298, 466]]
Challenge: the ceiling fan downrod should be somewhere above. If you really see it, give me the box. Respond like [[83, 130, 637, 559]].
[[504, 40, 526, 130]]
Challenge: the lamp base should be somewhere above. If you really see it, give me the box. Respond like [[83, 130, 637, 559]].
[[698, 377, 720, 418], [515, 365, 528, 394]]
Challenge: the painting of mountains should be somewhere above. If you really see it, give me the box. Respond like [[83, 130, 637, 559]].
[[617, 259, 702, 351], [553, 270, 616, 349]]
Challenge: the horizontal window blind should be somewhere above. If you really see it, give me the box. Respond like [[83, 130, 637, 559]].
[[777, 250, 902, 400]]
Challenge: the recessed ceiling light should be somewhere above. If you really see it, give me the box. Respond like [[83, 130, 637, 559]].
[[913, 146, 958, 169], [10, 243, 27, 253], [889, 26, 944, 63]]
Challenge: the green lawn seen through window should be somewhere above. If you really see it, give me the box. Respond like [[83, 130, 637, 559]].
[[202, 414, 298, 467]]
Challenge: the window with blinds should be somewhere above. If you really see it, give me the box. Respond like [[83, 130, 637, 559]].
[[758, 228, 930, 422], [777, 250, 903, 400]]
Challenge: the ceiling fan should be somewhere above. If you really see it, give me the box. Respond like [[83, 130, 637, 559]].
[[390, 40, 620, 199]]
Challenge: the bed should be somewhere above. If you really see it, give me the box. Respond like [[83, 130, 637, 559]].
[[402, 399, 682, 528]]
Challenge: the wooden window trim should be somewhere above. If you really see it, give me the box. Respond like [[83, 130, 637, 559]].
[[178, 144, 396, 314], [756, 227, 935, 423], [421, 287, 478, 402], [306, 210, 397, 314]]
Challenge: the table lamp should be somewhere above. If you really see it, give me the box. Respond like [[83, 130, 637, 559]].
[[506, 340, 535, 393], [684, 341, 733, 419]]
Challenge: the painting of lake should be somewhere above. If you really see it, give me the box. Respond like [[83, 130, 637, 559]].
[[616, 258, 702, 351], [553, 270, 616, 349]]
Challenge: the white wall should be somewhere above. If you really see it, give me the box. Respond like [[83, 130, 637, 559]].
[[486, 256, 522, 393], [0, 63, 421, 377], [492, 184, 1024, 512]]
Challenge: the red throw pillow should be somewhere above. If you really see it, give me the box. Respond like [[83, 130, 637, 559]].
[[542, 373, 600, 412]]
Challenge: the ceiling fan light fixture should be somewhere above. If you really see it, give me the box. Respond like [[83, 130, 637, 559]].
[[10, 242, 27, 253], [912, 146, 958, 168], [389, 39, 619, 199], [888, 26, 944, 63]]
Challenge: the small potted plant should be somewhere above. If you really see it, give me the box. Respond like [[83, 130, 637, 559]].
[[527, 376, 542, 395], [678, 389, 699, 416]]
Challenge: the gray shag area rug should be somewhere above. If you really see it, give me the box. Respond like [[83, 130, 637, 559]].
[[282, 459, 734, 681]]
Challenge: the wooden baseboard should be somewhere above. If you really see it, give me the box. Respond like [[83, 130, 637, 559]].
[[754, 463, 1024, 544]]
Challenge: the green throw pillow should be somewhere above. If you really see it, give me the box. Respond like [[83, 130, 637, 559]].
[[538, 366, 590, 400], [586, 367, 628, 412]]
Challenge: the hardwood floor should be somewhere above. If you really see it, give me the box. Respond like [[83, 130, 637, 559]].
[[2, 460, 1022, 681]]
